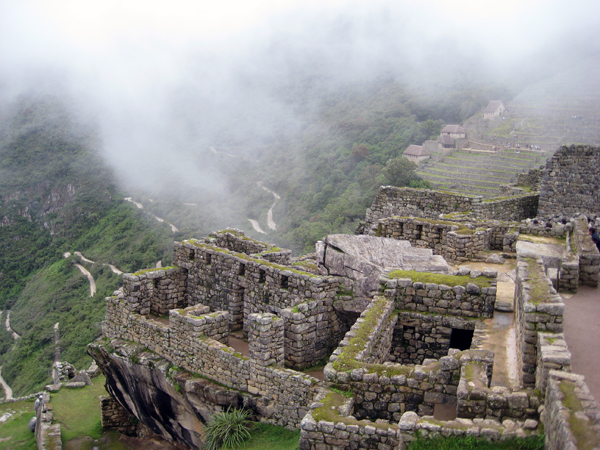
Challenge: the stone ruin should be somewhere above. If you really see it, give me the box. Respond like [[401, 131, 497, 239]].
[[89, 145, 600, 450]]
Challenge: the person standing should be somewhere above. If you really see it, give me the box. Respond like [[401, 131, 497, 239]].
[[590, 227, 600, 252]]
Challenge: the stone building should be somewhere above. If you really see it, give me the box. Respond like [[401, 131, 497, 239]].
[[440, 124, 466, 139], [483, 100, 506, 119], [402, 144, 430, 163]]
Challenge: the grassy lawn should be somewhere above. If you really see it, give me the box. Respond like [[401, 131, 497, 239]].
[[0, 398, 37, 450], [407, 434, 545, 450], [241, 422, 300, 450], [51, 375, 108, 443]]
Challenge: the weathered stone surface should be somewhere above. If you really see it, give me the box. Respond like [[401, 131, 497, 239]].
[[316, 234, 448, 297]]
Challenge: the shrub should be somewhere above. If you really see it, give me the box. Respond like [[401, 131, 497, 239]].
[[204, 408, 252, 450]]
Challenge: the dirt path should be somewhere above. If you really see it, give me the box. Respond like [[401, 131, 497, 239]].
[[562, 285, 600, 403], [0, 366, 12, 400], [51, 323, 61, 384], [257, 182, 280, 231], [74, 264, 96, 297], [4, 311, 20, 340], [74, 251, 95, 264], [125, 197, 179, 232], [247, 219, 266, 234], [107, 264, 122, 275]]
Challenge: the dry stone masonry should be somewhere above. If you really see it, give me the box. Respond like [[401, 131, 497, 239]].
[[539, 145, 600, 218], [89, 146, 600, 450]]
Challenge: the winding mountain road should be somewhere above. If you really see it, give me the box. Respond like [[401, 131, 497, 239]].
[[124, 197, 179, 232], [247, 219, 266, 234], [0, 367, 12, 400], [74, 264, 96, 297], [257, 182, 280, 231], [0, 310, 20, 400]]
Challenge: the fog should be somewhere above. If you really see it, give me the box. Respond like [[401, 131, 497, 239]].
[[1, 0, 599, 197]]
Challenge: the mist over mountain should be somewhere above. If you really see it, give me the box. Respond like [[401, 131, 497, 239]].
[[1, 0, 600, 397], [2, 0, 599, 201]]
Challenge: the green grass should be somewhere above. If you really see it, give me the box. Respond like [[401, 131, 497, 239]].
[[51, 375, 108, 443], [0, 398, 37, 449], [387, 270, 492, 288], [407, 434, 544, 450], [239, 422, 300, 450]]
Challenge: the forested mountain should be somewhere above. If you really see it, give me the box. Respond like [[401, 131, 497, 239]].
[[0, 66, 569, 396], [0, 96, 178, 395]]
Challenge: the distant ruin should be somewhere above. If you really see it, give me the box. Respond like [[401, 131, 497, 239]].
[[89, 145, 600, 450]]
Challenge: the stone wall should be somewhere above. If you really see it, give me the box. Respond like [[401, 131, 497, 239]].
[[299, 391, 401, 450], [390, 313, 478, 365], [539, 145, 600, 218], [35, 392, 62, 450], [573, 217, 600, 287], [325, 298, 463, 420], [211, 229, 293, 265], [170, 240, 343, 368], [99, 395, 148, 436], [373, 216, 492, 262], [456, 355, 540, 422], [514, 259, 565, 387], [361, 186, 538, 234], [382, 269, 497, 319], [535, 332, 571, 396], [122, 267, 187, 316], [102, 296, 319, 428], [543, 370, 600, 450], [516, 166, 544, 190]]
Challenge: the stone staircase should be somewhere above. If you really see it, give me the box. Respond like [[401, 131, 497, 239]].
[[417, 149, 546, 198]]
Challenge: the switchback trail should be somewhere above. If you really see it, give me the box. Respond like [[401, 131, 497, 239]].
[[3, 311, 20, 340], [0, 366, 12, 400], [124, 197, 179, 232], [74, 264, 96, 297], [247, 219, 266, 234], [257, 181, 280, 231]]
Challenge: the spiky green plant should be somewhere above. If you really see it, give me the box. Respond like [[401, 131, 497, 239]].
[[204, 408, 252, 450]]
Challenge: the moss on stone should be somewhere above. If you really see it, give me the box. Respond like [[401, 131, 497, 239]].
[[559, 380, 600, 450], [182, 241, 319, 278], [386, 270, 491, 288], [132, 266, 178, 276], [524, 258, 551, 305], [312, 391, 398, 431]]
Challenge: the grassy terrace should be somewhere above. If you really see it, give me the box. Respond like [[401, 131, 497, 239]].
[[418, 172, 507, 185], [387, 270, 492, 288], [431, 163, 521, 174]]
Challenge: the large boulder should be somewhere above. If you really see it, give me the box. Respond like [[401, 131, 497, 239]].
[[316, 234, 448, 297]]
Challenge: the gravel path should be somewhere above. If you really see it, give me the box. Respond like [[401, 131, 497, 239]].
[[562, 285, 600, 403], [74, 263, 96, 297], [0, 366, 12, 400]]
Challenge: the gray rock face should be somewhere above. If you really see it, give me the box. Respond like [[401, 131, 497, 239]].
[[316, 234, 448, 297], [88, 340, 247, 450]]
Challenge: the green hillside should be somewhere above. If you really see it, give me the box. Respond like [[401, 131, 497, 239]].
[[0, 96, 178, 395]]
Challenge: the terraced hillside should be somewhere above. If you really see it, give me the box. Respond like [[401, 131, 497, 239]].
[[463, 55, 600, 151], [417, 149, 547, 197]]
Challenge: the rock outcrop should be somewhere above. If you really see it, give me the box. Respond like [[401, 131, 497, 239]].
[[89, 339, 249, 450]]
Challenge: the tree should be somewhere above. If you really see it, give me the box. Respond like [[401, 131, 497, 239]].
[[383, 157, 420, 187]]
